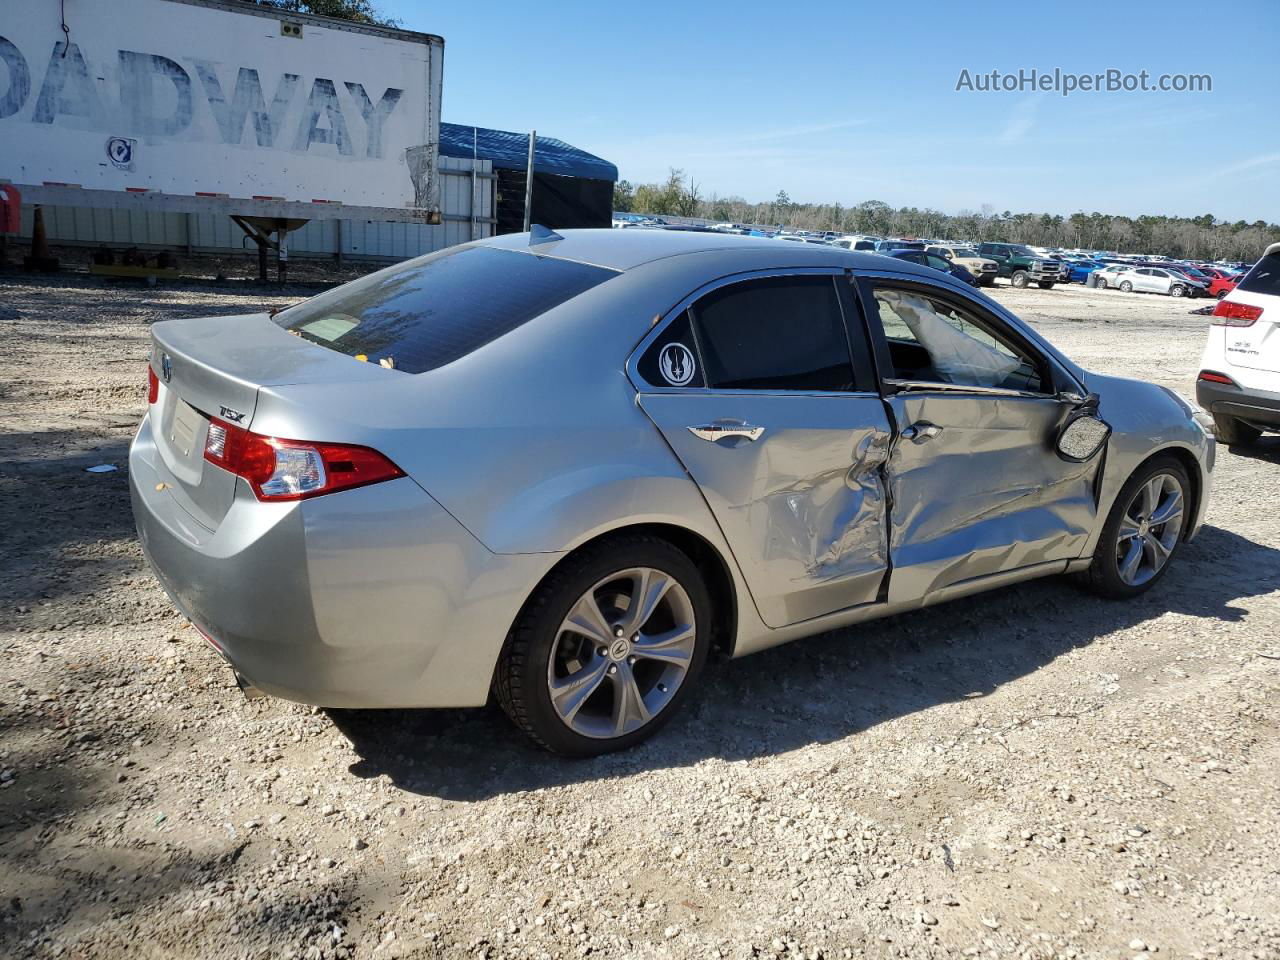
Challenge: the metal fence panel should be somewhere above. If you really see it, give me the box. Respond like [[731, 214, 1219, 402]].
[[10, 157, 494, 262]]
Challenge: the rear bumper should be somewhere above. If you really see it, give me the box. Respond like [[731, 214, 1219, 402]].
[[1196, 378, 1280, 429], [129, 414, 555, 708]]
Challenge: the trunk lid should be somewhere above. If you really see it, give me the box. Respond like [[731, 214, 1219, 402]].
[[147, 313, 387, 530]]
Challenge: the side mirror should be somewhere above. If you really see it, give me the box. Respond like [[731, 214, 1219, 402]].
[[1056, 410, 1110, 462]]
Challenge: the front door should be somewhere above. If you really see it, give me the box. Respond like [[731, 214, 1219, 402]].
[[633, 272, 893, 628], [857, 277, 1102, 603]]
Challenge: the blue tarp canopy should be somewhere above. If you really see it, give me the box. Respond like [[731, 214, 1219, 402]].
[[439, 123, 618, 183]]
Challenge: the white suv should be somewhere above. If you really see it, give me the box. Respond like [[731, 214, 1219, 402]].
[[1197, 242, 1280, 445]]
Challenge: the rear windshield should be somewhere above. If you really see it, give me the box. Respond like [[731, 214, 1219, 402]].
[[272, 246, 617, 374], [1237, 253, 1280, 297]]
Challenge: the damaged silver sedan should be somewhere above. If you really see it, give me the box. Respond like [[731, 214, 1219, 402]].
[[130, 229, 1214, 755]]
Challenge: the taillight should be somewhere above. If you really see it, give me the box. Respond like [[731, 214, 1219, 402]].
[[1211, 300, 1263, 327], [1198, 370, 1237, 386], [147, 365, 159, 404], [203, 418, 404, 501]]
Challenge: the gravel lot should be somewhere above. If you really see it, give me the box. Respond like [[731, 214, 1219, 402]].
[[1, 273, 1277, 960]]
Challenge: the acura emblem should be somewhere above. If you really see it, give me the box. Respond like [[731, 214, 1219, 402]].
[[160, 353, 172, 383]]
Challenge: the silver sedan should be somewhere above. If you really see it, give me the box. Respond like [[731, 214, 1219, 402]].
[[131, 229, 1214, 755]]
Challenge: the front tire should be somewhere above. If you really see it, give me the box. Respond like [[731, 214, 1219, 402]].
[[1010, 270, 1030, 289], [495, 534, 712, 756], [1095, 277, 1108, 289], [1084, 457, 1190, 599], [1171, 284, 1186, 297], [1037, 281, 1055, 289], [1212, 414, 1262, 446]]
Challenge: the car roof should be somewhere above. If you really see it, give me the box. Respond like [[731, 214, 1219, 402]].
[[475, 227, 935, 276]]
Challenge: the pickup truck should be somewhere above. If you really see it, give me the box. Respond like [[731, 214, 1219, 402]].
[[976, 242, 1070, 289], [925, 244, 999, 287]]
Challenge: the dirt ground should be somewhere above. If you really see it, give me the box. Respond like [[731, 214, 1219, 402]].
[[1, 269, 1277, 960]]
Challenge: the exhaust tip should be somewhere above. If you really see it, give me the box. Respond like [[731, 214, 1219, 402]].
[[234, 671, 267, 701]]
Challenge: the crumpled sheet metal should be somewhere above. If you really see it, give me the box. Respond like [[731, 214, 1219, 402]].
[[742, 426, 890, 627], [884, 393, 1098, 602]]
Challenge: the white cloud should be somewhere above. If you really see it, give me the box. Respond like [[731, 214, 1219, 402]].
[[998, 95, 1044, 144]]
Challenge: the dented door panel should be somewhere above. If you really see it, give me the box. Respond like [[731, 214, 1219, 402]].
[[884, 391, 1099, 603], [638, 392, 892, 628]]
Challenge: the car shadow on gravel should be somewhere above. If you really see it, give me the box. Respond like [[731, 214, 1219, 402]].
[[332, 522, 1280, 801], [1222, 435, 1280, 466]]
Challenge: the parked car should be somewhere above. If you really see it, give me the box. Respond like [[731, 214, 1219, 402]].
[[1174, 265, 1215, 285], [976, 242, 1068, 289], [834, 237, 879, 252], [887, 248, 979, 286], [925, 244, 999, 286], [1091, 264, 1133, 289], [1061, 256, 1105, 284], [777, 234, 836, 246], [1113, 266, 1206, 298], [1208, 272, 1242, 300], [875, 238, 925, 252], [131, 229, 1214, 755], [839, 234, 883, 251], [1196, 242, 1280, 445]]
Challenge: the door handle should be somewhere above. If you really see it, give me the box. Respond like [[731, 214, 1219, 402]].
[[688, 421, 765, 443], [901, 421, 943, 443]]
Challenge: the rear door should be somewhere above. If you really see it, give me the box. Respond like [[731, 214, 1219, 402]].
[[633, 271, 893, 628], [853, 275, 1101, 603]]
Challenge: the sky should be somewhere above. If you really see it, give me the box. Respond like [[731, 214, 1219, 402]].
[[380, 0, 1279, 223]]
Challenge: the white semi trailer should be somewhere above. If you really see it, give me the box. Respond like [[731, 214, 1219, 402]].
[[0, 0, 447, 278]]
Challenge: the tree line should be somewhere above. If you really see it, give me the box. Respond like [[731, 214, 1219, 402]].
[[613, 169, 1278, 262], [241, 0, 399, 26]]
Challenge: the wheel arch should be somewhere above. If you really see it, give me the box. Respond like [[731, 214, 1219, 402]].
[[495, 521, 741, 679]]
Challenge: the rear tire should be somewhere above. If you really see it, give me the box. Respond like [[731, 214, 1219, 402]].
[[1216, 289, 1228, 300], [1119, 280, 1134, 292], [1010, 270, 1030, 289], [495, 533, 712, 756], [1083, 456, 1191, 600], [1212, 414, 1262, 446]]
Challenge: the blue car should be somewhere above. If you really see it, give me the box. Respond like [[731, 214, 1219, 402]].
[[885, 248, 979, 287], [1063, 258, 1105, 283]]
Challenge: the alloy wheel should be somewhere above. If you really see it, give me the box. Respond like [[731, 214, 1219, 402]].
[[1115, 473, 1184, 586], [547, 567, 697, 739]]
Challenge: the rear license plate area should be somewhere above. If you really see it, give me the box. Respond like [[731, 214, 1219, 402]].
[[169, 398, 203, 460]]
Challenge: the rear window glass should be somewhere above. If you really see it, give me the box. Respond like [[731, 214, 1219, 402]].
[[1238, 253, 1280, 297], [272, 246, 616, 374]]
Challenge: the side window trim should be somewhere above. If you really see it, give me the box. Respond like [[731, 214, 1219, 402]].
[[850, 274, 1060, 398], [626, 268, 877, 396]]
